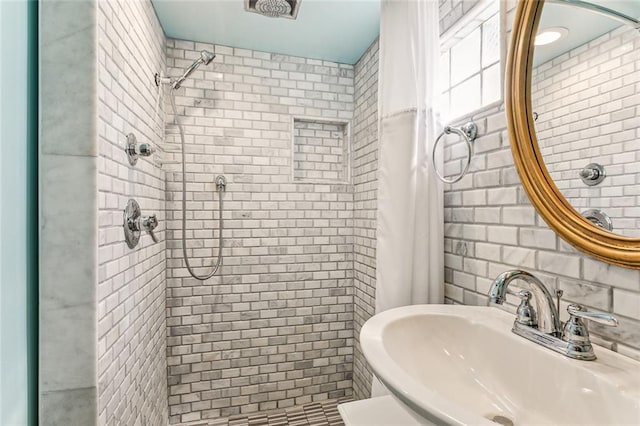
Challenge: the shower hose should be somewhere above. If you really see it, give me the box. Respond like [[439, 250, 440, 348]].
[[170, 90, 223, 280]]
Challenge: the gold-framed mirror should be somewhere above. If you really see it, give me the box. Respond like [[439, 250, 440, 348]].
[[506, 0, 640, 268]]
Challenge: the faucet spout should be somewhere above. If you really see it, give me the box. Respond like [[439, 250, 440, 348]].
[[489, 270, 562, 336]]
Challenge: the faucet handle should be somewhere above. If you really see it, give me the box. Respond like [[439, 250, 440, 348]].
[[509, 290, 538, 327], [507, 289, 529, 298], [562, 304, 617, 360], [567, 304, 618, 327]]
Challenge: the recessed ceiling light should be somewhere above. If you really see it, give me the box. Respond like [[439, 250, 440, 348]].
[[535, 27, 569, 46]]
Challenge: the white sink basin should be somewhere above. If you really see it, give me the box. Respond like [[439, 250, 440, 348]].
[[360, 305, 640, 426]]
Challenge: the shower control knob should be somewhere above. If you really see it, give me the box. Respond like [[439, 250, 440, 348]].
[[138, 143, 156, 156], [125, 133, 155, 166], [141, 214, 159, 243], [579, 169, 597, 180], [123, 199, 160, 248], [579, 163, 605, 186]]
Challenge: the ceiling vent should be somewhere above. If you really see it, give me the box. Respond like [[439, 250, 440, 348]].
[[244, 0, 302, 19]]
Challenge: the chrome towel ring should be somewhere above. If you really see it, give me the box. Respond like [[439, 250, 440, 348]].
[[432, 121, 478, 184]]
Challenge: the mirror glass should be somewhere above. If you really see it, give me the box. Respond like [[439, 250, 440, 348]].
[[531, 0, 640, 237]]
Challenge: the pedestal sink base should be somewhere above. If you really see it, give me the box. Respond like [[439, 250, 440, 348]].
[[338, 396, 429, 426]]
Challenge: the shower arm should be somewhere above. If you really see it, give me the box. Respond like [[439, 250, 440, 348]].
[[154, 63, 200, 89], [154, 49, 216, 89], [168, 58, 205, 89]]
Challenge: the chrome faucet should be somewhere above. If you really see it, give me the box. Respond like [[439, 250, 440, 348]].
[[489, 270, 562, 335], [489, 270, 618, 361]]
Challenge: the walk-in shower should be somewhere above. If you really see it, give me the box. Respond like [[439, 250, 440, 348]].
[[158, 49, 226, 280]]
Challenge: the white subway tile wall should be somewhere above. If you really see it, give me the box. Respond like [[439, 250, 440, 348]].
[[163, 39, 355, 424], [443, 1, 640, 355], [351, 40, 379, 401], [293, 119, 350, 183], [532, 24, 640, 237], [97, 0, 169, 424]]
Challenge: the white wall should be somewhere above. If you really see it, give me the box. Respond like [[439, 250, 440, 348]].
[[352, 39, 379, 401], [0, 1, 30, 424], [96, 0, 169, 424]]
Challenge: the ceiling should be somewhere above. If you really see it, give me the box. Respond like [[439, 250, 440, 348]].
[[534, 0, 640, 66], [151, 0, 381, 65]]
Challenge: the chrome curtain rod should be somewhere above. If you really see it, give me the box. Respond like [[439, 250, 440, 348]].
[[547, 0, 640, 30]]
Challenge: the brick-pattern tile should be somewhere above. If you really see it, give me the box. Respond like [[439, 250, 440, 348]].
[[97, 0, 169, 425], [532, 23, 640, 237], [179, 398, 351, 426], [351, 40, 379, 401], [294, 120, 349, 183], [164, 40, 355, 423]]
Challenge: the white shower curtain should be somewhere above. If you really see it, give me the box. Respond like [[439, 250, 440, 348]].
[[375, 0, 444, 314]]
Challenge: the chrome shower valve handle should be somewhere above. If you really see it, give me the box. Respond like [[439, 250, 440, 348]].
[[579, 163, 606, 186], [123, 199, 160, 248], [125, 133, 156, 166], [141, 214, 159, 243]]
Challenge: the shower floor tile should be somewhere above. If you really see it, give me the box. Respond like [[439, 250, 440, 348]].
[[179, 398, 352, 426]]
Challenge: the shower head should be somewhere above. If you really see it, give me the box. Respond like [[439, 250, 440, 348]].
[[255, 0, 292, 17], [171, 49, 216, 90], [200, 49, 216, 65], [244, 0, 302, 19]]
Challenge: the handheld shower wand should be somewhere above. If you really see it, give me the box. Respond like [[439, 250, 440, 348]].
[[156, 49, 226, 281], [171, 49, 215, 89], [154, 49, 216, 89]]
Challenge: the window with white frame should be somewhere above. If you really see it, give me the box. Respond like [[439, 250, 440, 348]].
[[440, 0, 502, 122]]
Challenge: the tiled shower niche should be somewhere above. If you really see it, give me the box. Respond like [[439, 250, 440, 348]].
[[293, 118, 350, 183]]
